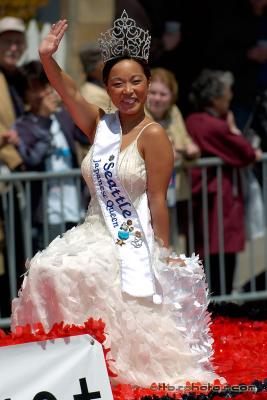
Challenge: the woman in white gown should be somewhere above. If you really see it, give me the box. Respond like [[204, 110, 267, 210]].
[[12, 12, 222, 387]]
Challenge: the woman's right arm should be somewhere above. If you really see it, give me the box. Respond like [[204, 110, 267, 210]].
[[39, 20, 102, 142]]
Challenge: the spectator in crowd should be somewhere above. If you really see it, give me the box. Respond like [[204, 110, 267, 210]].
[[0, 16, 26, 317], [196, 0, 267, 130], [78, 43, 115, 164], [13, 61, 82, 250], [146, 68, 200, 202], [146, 68, 200, 249], [0, 16, 26, 168], [186, 69, 261, 295], [79, 43, 112, 113]]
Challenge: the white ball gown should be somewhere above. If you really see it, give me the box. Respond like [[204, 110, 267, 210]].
[[11, 128, 222, 387]]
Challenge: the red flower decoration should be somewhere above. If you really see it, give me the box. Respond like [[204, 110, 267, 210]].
[[0, 317, 116, 378], [1, 315, 267, 399]]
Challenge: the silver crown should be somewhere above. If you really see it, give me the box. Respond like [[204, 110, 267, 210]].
[[99, 10, 151, 63]]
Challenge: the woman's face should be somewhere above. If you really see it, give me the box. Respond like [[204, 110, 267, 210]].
[[105, 59, 149, 115], [147, 80, 172, 119], [212, 86, 233, 117]]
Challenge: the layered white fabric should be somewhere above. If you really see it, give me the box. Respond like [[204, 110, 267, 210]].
[[12, 120, 223, 386]]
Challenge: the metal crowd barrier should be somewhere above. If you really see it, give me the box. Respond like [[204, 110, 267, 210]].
[[0, 169, 83, 328], [173, 155, 267, 303], [0, 158, 267, 328]]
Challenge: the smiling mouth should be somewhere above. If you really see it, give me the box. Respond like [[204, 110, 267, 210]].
[[122, 98, 136, 105]]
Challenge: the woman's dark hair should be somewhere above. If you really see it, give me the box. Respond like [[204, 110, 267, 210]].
[[20, 60, 49, 98], [102, 56, 151, 84], [189, 69, 234, 111]]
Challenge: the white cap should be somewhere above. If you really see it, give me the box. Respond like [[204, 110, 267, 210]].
[[0, 16, 25, 35]]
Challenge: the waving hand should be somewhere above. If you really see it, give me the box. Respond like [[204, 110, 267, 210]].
[[39, 20, 68, 58], [38, 19, 101, 140]]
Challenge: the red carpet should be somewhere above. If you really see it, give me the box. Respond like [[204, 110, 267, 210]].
[[1, 315, 267, 399], [212, 317, 267, 385]]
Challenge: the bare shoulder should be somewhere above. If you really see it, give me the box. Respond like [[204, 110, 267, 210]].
[[141, 122, 169, 142], [137, 122, 173, 162], [139, 122, 172, 151]]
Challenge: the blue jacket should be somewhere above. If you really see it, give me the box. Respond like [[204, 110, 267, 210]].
[[14, 108, 79, 171]]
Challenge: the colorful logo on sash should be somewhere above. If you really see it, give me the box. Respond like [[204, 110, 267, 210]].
[[116, 219, 142, 247]]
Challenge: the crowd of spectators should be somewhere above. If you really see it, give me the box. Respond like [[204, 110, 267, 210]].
[[0, 16, 26, 317], [1, 0, 267, 315], [14, 60, 82, 249], [186, 69, 261, 295]]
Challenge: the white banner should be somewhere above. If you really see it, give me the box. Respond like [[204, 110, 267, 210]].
[[0, 334, 113, 400]]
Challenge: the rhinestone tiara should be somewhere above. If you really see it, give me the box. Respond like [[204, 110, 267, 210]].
[[99, 10, 151, 64]]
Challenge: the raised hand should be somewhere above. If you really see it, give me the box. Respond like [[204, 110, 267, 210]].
[[226, 111, 241, 135], [39, 86, 61, 116], [185, 141, 200, 159], [3, 130, 20, 146], [39, 19, 68, 58]]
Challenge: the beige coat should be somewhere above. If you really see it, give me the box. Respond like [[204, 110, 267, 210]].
[[146, 104, 194, 201], [80, 81, 111, 112], [0, 72, 23, 276], [0, 71, 23, 170]]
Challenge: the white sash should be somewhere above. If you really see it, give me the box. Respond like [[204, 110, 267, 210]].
[[91, 112, 162, 301]]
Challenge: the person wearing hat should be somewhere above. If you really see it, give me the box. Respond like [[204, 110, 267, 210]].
[[0, 16, 26, 318], [79, 43, 114, 113], [0, 16, 26, 170]]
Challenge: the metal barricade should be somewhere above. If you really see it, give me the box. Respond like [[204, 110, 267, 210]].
[[172, 156, 267, 303], [0, 169, 83, 328], [0, 159, 267, 328]]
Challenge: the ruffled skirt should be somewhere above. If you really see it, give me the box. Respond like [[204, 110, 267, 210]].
[[11, 213, 223, 387]]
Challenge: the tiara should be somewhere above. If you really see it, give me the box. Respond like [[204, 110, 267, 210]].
[[99, 10, 151, 64]]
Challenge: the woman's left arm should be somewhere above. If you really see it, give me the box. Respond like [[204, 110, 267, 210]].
[[141, 124, 174, 248]]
